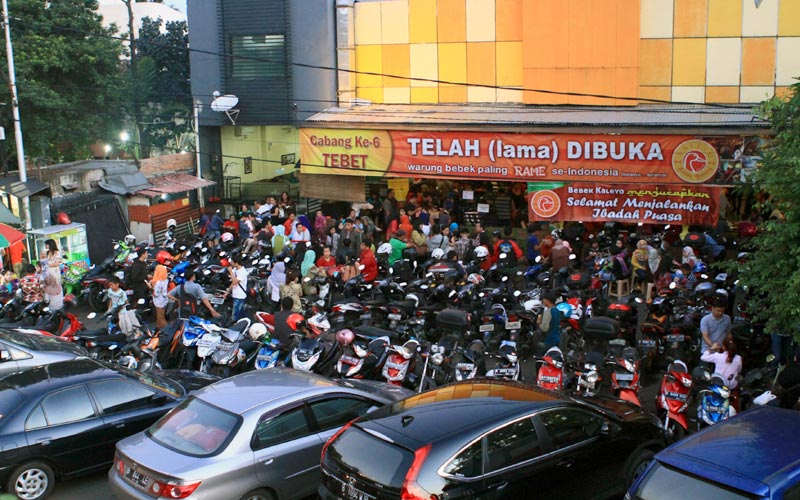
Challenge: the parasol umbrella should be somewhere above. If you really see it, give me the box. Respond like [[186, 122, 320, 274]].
[[0, 222, 26, 248]]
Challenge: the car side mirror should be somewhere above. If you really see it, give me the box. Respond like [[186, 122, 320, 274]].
[[150, 393, 169, 406], [599, 420, 619, 437], [0, 348, 10, 362]]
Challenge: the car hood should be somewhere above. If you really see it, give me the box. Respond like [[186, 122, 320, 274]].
[[153, 369, 221, 394], [573, 393, 658, 422]]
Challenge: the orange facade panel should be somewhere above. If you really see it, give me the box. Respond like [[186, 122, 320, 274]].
[[742, 37, 776, 86], [383, 45, 411, 87], [705, 86, 740, 104], [467, 42, 496, 86], [495, 0, 523, 41], [640, 39, 673, 86], [437, 0, 466, 42], [674, 0, 708, 38], [522, 0, 569, 69], [523, 68, 570, 104]]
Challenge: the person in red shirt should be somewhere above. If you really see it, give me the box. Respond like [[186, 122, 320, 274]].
[[358, 239, 378, 282], [222, 214, 239, 235], [490, 227, 523, 264], [316, 246, 337, 269], [283, 212, 297, 236]]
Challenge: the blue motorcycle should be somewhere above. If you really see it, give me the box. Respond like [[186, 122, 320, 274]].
[[697, 374, 737, 429]]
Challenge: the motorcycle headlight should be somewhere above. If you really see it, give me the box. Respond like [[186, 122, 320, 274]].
[[432, 353, 443, 365], [587, 372, 599, 384]]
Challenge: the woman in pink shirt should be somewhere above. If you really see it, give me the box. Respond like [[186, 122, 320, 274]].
[[700, 338, 742, 390]]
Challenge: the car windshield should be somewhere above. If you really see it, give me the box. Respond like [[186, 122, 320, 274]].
[[329, 427, 413, 488], [99, 362, 184, 398], [148, 397, 240, 457], [631, 462, 757, 500], [0, 331, 37, 350]]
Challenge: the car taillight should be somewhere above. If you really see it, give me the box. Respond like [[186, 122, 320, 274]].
[[321, 419, 355, 462], [401, 444, 433, 500], [150, 480, 201, 499], [116, 457, 125, 476]]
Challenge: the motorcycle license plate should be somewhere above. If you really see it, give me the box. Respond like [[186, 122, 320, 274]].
[[456, 363, 475, 371], [665, 334, 684, 343], [196, 338, 216, 349], [493, 368, 517, 376], [208, 297, 224, 305], [479, 324, 494, 332], [125, 467, 150, 488], [505, 321, 521, 330], [340, 355, 360, 365], [387, 313, 402, 321], [638, 339, 656, 347], [616, 373, 634, 381]]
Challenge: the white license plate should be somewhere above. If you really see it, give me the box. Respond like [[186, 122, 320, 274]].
[[665, 334, 684, 343], [505, 321, 521, 330], [340, 355, 360, 364], [638, 339, 656, 347], [387, 313, 402, 321], [456, 363, 475, 371], [616, 373, 634, 381], [196, 338, 216, 349], [208, 297, 224, 305], [479, 324, 494, 332], [493, 367, 517, 376]]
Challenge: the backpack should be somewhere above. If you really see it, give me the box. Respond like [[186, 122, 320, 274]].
[[178, 283, 197, 318], [498, 239, 518, 266]]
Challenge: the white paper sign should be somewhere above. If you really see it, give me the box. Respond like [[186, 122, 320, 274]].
[[462, 190, 474, 200], [477, 203, 490, 213]]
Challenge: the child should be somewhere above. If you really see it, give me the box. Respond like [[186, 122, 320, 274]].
[[107, 276, 128, 311]]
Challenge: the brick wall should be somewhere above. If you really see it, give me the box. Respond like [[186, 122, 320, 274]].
[[139, 153, 196, 176]]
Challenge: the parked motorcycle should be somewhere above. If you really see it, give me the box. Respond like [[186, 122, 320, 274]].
[[655, 360, 693, 441]]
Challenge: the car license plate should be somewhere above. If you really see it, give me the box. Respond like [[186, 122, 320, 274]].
[[456, 363, 475, 371], [387, 313, 402, 321], [493, 367, 517, 376], [125, 467, 149, 488], [665, 334, 684, 343], [505, 321, 521, 330], [616, 373, 634, 381], [638, 339, 656, 347], [479, 324, 494, 332]]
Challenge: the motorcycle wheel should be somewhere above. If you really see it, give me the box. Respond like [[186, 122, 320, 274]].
[[88, 286, 106, 312]]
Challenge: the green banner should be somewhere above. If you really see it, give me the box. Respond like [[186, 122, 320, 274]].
[[527, 182, 566, 192]]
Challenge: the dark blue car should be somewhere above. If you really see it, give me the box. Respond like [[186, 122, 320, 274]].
[[626, 405, 800, 499]]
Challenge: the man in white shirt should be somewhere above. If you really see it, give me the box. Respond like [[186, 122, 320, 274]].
[[230, 255, 249, 321], [257, 197, 273, 218]]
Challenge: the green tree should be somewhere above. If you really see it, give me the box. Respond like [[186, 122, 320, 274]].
[[737, 81, 800, 336], [0, 0, 125, 168]]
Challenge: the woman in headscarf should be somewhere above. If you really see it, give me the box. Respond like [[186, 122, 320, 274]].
[[268, 261, 287, 311], [631, 240, 652, 293], [151, 264, 169, 329], [301, 249, 316, 277], [314, 210, 327, 245], [399, 214, 413, 242], [272, 225, 288, 257], [43, 274, 64, 311], [676, 246, 700, 268]]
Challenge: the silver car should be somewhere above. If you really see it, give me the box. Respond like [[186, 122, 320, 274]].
[[109, 367, 413, 500], [0, 330, 86, 377]]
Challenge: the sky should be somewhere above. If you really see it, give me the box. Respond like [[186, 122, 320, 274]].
[[166, 0, 186, 13]]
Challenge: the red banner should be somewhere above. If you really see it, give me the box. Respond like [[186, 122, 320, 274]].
[[527, 183, 720, 225], [301, 128, 732, 185]]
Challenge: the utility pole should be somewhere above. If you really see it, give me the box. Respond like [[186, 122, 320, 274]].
[[194, 99, 204, 208], [2, 0, 31, 229]]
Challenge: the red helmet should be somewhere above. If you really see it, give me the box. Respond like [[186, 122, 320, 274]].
[[156, 250, 173, 265], [286, 313, 305, 331]]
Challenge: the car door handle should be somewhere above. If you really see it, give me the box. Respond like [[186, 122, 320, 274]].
[[556, 458, 575, 468], [36, 438, 52, 446], [259, 456, 274, 465], [487, 480, 508, 490]]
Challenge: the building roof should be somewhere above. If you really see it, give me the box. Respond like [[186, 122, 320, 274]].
[[0, 174, 49, 198], [306, 103, 769, 132], [135, 173, 215, 198], [99, 172, 152, 195]]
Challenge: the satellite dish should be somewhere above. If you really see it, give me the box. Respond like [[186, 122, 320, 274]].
[[210, 91, 240, 125]]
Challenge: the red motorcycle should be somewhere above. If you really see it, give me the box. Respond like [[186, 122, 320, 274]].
[[655, 360, 692, 441], [382, 339, 420, 387], [605, 340, 641, 405], [535, 346, 566, 391]]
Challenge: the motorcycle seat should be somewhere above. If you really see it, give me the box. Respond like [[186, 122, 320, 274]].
[[85, 333, 127, 344]]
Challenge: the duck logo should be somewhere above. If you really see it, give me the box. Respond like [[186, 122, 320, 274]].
[[671, 140, 719, 183], [529, 190, 561, 218]]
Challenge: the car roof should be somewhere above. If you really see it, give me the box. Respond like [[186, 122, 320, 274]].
[[0, 358, 123, 395], [657, 406, 800, 495], [359, 379, 564, 447], [194, 367, 357, 415]]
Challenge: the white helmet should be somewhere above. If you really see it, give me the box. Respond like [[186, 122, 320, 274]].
[[124, 234, 136, 246], [474, 246, 489, 259], [431, 248, 445, 260], [249, 323, 267, 340], [404, 293, 420, 308], [377, 242, 392, 255], [167, 218, 177, 229], [221, 232, 234, 243]]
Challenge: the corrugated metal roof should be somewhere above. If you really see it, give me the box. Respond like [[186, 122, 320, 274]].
[[135, 173, 215, 198], [306, 104, 769, 129], [0, 174, 49, 198]]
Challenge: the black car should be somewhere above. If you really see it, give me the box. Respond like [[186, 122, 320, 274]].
[[320, 379, 666, 500], [0, 358, 218, 500], [0, 330, 87, 377]]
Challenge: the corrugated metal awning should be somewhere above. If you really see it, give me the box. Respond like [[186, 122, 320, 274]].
[[135, 173, 216, 198], [0, 174, 49, 198], [99, 172, 152, 195], [306, 103, 769, 130]]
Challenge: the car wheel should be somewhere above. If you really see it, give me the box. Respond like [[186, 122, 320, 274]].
[[240, 488, 275, 500], [8, 461, 55, 500], [626, 449, 654, 489]]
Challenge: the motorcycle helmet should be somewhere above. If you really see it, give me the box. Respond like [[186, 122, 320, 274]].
[[404, 293, 420, 308], [467, 273, 485, 286], [124, 234, 137, 246], [221, 232, 234, 243], [491, 304, 508, 323], [286, 313, 305, 331], [248, 322, 267, 341], [377, 242, 392, 255], [167, 218, 177, 230], [335, 328, 355, 347], [156, 249, 172, 265], [473, 246, 489, 260], [431, 248, 445, 260], [556, 301, 573, 319]]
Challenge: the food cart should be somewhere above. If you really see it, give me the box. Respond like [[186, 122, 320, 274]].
[[26, 223, 91, 268]]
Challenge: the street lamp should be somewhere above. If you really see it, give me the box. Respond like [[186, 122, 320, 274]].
[[119, 131, 130, 142]]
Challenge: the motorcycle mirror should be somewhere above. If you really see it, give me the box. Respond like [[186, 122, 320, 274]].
[[87, 312, 97, 319], [137, 298, 146, 305]]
